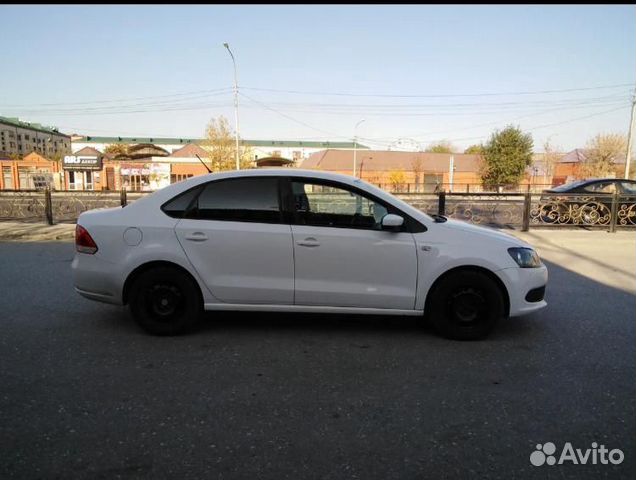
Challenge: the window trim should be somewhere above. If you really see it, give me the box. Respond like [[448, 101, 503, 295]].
[[283, 176, 426, 233]]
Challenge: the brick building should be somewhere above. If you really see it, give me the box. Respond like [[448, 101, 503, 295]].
[[301, 149, 484, 192]]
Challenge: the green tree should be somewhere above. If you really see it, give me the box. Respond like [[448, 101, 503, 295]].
[[425, 140, 455, 154], [464, 144, 484, 155], [203, 116, 254, 171], [480, 125, 534, 189], [580, 133, 627, 178]]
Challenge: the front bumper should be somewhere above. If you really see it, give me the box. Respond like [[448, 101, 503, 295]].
[[497, 264, 548, 317]]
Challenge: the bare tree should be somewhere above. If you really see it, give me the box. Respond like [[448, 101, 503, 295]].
[[542, 139, 561, 179], [581, 133, 627, 178], [410, 154, 424, 191], [203, 116, 254, 171], [104, 144, 129, 157]]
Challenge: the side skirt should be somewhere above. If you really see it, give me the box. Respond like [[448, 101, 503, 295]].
[[203, 303, 423, 316]]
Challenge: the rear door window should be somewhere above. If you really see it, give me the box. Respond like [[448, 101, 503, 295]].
[[191, 177, 282, 224]]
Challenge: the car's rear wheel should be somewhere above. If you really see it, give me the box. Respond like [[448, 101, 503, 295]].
[[427, 270, 504, 340], [129, 266, 202, 336]]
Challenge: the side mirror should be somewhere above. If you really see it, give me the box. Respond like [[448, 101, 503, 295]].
[[381, 214, 404, 231]]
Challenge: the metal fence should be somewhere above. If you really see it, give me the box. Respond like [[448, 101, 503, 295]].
[[0, 189, 137, 224], [0, 191, 46, 222], [377, 182, 555, 194], [1, 188, 634, 231], [396, 191, 634, 231]]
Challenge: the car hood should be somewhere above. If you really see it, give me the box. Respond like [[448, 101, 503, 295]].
[[435, 218, 530, 247]]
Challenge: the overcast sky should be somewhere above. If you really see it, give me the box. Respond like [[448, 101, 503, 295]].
[[1, 5, 634, 152]]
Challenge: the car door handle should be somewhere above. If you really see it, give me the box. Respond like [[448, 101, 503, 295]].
[[184, 232, 208, 242], [296, 237, 320, 247]]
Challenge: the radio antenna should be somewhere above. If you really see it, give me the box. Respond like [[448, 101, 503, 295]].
[[195, 154, 212, 173]]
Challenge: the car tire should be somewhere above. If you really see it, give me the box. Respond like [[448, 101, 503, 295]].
[[427, 270, 504, 341], [129, 266, 202, 336]]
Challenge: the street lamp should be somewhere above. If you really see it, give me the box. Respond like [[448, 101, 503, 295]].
[[223, 43, 241, 171], [353, 119, 366, 178]]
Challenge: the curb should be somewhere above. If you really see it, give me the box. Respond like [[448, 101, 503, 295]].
[[0, 222, 76, 242]]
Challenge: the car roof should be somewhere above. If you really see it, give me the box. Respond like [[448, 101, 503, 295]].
[[132, 168, 368, 207], [127, 167, 435, 225]]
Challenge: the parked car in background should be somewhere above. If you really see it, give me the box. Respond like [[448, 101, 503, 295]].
[[538, 178, 636, 225], [72, 169, 548, 340]]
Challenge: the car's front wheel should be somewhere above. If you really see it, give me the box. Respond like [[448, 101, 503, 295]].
[[129, 266, 202, 336], [427, 270, 505, 340]]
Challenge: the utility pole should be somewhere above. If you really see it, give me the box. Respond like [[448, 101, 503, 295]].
[[353, 119, 365, 178], [449, 154, 455, 193], [223, 43, 241, 170], [625, 88, 636, 179]]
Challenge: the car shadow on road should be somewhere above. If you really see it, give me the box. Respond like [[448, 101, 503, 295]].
[[190, 258, 632, 341], [90, 258, 634, 345]]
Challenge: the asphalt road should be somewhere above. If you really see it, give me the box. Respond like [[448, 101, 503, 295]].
[[0, 239, 634, 479]]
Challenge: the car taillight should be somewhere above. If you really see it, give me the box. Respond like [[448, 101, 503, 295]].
[[75, 225, 98, 254]]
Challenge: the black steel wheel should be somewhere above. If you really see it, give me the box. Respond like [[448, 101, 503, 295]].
[[129, 266, 202, 336], [427, 270, 505, 340]]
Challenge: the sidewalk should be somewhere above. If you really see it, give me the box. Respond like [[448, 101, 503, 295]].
[[0, 221, 75, 242]]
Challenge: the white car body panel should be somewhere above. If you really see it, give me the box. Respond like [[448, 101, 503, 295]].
[[291, 225, 418, 309], [72, 169, 548, 320], [175, 219, 294, 304]]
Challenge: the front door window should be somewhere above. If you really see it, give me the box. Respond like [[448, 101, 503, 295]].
[[291, 181, 389, 230]]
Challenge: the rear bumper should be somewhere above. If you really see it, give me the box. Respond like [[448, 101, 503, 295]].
[[74, 287, 120, 305], [497, 264, 548, 317], [71, 253, 124, 305]]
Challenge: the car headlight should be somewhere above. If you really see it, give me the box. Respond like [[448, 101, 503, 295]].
[[507, 247, 542, 268]]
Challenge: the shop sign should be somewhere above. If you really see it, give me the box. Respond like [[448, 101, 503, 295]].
[[63, 155, 102, 170]]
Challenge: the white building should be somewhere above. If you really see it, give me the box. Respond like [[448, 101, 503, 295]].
[[71, 136, 368, 164]]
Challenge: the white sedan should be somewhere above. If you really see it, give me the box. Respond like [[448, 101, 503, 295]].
[[72, 169, 547, 340]]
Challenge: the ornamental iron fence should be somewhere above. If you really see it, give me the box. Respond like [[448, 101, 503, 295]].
[[0, 189, 633, 231]]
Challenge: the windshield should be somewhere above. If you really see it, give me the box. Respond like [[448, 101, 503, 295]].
[[549, 180, 592, 192]]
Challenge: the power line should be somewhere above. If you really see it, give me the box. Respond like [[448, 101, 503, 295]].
[[236, 99, 627, 118], [239, 92, 348, 140], [358, 104, 631, 148], [13, 96, 624, 117], [56, 102, 630, 148], [241, 82, 634, 98], [1, 92, 234, 115], [372, 99, 632, 140], [5, 101, 234, 116], [4, 86, 629, 117], [57, 125, 202, 138], [0, 87, 233, 107], [60, 125, 345, 144], [230, 93, 630, 109]]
